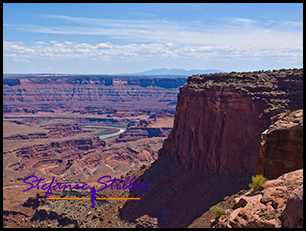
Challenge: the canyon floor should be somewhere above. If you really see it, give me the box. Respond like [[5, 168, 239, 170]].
[[3, 110, 174, 228]]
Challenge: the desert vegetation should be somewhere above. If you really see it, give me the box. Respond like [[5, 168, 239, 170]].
[[249, 174, 267, 191]]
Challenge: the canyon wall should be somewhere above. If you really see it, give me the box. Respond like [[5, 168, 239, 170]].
[[257, 109, 303, 179], [3, 76, 186, 114], [159, 69, 303, 175]]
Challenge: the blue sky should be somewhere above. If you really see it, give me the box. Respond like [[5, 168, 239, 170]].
[[3, 3, 303, 74]]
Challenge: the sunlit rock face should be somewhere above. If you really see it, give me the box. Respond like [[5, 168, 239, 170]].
[[159, 70, 303, 175]]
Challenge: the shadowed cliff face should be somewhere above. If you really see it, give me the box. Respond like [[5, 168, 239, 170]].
[[159, 86, 268, 175], [120, 156, 251, 228], [159, 70, 303, 175]]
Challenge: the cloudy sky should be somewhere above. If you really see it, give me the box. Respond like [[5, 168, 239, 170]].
[[3, 3, 303, 74]]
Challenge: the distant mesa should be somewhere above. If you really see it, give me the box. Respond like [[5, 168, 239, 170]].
[[3, 68, 223, 78], [130, 68, 223, 76]]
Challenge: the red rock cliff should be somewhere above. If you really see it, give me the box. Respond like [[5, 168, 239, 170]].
[[159, 69, 303, 175], [257, 109, 303, 179]]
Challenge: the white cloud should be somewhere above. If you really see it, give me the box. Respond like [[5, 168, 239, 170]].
[[280, 21, 303, 27], [230, 17, 257, 27], [3, 41, 36, 61], [3, 14, 303, 64], [4, 15, 303, 49], [35, 41, 47, 45], [3, 40, 302, 64]]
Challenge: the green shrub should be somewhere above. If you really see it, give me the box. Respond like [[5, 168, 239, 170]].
[[285, 110, 291, 115], [212, 206, 224, 218], [249, 174, 267, 191]]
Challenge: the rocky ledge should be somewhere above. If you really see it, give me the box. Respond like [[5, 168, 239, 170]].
[[213, 169, 303, 228], [116, 127, 171, 142], [257, 109, 303, 179]]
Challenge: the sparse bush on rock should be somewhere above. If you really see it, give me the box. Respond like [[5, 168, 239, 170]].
[[212, 206, 224, 218], [249, 174, 267, 191]]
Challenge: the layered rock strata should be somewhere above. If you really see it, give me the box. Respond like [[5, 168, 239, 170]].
[[3, 76, 186, 114], [3, 123, 90, 140], [257, 109, 303, 179], [3, 136, 163, 184], [159, 69, 303, 175], [4, 137, 106, 174]]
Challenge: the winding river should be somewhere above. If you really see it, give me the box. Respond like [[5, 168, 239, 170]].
[[97, 126, 126, 140]]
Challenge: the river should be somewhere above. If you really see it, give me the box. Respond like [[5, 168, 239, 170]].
[[97, 126, 126, 140]]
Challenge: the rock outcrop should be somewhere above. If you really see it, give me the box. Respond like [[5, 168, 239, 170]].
[[4, 137, 106, 174], [282, 184, 303, 228], [214, 169, 303, 228], [116, 127, 171, 142], [135, 215, 159, 228], [115, 118, 172, 142], [257, 109, 303, 179], [159, 69, 303, 175], [3, 123, 91, 140]]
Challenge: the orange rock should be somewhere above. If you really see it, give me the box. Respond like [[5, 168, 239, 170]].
[[257, 109, 303, 179], [215, 169, 303, 228]]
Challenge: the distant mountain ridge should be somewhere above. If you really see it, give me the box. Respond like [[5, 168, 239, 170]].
[[132, 68, 223, 76], [3, 68, 224, 78]]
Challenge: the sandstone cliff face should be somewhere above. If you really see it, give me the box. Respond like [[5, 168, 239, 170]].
[[159, 86, 267, 175], [257, 109, 303, 179], [159, 69, 303, 175]]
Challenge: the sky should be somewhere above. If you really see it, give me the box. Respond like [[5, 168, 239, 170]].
[[3, 3, 303, 74]]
